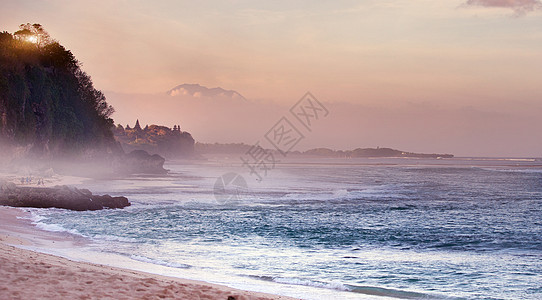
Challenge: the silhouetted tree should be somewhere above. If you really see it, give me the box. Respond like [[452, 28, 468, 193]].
[[41, 42, 78, 72], [14, 23, 51, 48]]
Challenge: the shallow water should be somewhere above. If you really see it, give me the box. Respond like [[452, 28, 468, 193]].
[[31, 157, 542, 299]]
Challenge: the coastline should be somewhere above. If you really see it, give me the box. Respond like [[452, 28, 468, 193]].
[[0, 206, 296, 300], [3, 157, 539, 299]]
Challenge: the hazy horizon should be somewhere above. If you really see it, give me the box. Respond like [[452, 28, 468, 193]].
[[2, 0, 542, 157], [106, 89, 542, 158]]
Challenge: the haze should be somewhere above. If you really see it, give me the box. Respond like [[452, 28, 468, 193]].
[[2, 0, 542, 157]]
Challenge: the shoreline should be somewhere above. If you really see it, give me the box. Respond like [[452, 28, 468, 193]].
[[0, 206, 296, 300]]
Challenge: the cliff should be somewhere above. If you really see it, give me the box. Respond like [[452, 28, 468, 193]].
[[0, 24, 166, 175], [0, 24, 118, 158]]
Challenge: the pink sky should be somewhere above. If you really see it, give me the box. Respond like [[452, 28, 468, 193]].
[[1, 1, 542, 156]]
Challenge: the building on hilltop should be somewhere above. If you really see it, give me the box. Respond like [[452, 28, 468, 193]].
[[134, 119, 142, 131]]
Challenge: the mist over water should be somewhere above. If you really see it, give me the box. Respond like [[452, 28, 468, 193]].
[[29, 158, 542, 299], [106, 91, 542, 157]]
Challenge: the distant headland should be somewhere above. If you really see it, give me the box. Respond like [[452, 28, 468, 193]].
[[302, 147, 454, 159], [196, 143, 453, 159]]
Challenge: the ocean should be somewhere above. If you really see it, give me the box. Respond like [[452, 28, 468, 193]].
[[27, 157, 542, 299]]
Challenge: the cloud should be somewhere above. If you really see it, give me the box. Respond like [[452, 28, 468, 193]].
[[465, 0, 542, 15]]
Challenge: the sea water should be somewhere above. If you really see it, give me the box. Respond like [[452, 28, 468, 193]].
[[28, 157, 542, 299]]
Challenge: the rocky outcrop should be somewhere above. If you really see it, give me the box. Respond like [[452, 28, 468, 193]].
[[113, 122, 195, 159], [112, 150, 167, 174], [0, 183, 130, 211]]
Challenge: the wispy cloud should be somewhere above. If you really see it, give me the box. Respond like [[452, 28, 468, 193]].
[[465, 0, 542, 15]]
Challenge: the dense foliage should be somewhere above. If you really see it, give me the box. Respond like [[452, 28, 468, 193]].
[[0, 24, 116, 156], [113, 121, 195, 158]]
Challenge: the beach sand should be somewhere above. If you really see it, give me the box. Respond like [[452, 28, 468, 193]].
[[0, 206, 296, 300]]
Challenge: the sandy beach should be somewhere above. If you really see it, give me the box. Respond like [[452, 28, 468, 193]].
[[0, 206, 295, 300]]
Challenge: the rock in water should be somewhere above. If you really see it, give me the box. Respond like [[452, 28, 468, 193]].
[[0, 184, 130, 211], [113, 150, 167, 174]]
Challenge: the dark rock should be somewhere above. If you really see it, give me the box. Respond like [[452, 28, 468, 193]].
[[0, 185, 130, 211], [113, 150, 167, 174]]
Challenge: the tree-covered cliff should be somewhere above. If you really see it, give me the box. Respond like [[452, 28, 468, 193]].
[[0, 24, 117, 158], [113, 121, 195, 158]]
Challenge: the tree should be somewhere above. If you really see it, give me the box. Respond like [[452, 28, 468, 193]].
[[14, 23, 51, 48], [0, 23, 118, 156], [41, 42, 78, 71], [13, 28, 33, 42]]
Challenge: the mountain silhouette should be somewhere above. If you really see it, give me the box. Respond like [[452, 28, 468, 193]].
[[167, 83, 246, 100]]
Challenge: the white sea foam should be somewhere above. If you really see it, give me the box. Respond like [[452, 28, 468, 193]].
[[273, 277, 350, 291], [15, 210, 46, 222], [332, 189, 349, 197], [21, 159, 540, 300], [482, 168, 542, 174], [34, 222, 83, 236], [130, 255, 191, 269], [93, 234, 138, 243], [19, 209, 85, 236]]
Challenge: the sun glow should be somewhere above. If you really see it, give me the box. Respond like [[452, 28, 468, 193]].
[[26, 35, 38, 43]]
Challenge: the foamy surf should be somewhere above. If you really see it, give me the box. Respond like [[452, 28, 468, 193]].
[[24, 158, 542, 299], [130, 255, 191, 269]]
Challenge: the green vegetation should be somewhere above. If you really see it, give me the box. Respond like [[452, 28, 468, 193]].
[[114, 121, 195, 158], [0, 23, 116, 157]]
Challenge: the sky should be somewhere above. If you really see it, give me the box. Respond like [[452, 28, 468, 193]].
[[1, 0, 542, 157]]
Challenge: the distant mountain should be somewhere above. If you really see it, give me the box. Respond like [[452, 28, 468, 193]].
[[167, 83, 246, 100]]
